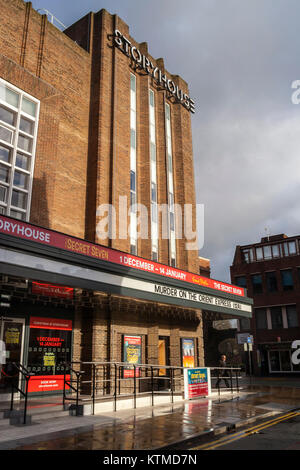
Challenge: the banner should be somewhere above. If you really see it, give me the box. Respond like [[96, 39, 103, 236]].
[[32, 281, 74, 299], [0, 215, 245, 297]]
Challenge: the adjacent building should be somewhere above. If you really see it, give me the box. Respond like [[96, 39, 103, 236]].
[[231, 233, 300, 375]]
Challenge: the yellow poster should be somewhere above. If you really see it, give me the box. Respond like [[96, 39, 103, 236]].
[[43, 353, 55, 367], [5, 328, 20, 345]]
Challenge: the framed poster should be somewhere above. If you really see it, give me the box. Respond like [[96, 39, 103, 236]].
[[123, 335, 142, 378], [181, 338, 195, 368], [27, 317, 72, 393]]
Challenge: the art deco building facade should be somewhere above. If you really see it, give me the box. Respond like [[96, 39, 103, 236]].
[[0, 1, 251, 396]]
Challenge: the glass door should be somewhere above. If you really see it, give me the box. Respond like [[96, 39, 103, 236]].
[[158, 336, 170, 390], [0, 317, 25, 401]]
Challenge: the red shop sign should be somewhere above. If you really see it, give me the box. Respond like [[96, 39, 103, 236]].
[[30, 317, 73, 331], [32, 281, 74, 299]]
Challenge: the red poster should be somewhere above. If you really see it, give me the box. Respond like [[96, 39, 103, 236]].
[[28, 375, 70, 393]]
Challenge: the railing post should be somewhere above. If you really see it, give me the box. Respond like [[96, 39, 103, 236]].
[[217, 368, 220, 399], [151, 366, 154, 407], [170, 368, 174, 403], [230, 367, 233, 395], [236, 369, 240, 394], [23, 375, 29, 425], [114, 364, 117, 412], [63, 365, 66, 408], [76, 371, 80, 414], [10, 378, 14, 411], [133, 365, 137, 409], [92, 364, 96, 415]]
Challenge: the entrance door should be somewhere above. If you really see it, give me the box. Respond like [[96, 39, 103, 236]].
[[158, 336, 170, 390], [0, 317, 25, 401]]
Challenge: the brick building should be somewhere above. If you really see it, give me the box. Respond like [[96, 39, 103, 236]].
[[0, 1, 252, 398], [231, 234, 300, 376]]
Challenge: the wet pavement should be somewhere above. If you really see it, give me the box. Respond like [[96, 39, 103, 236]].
[[8, 380, 300, 450]]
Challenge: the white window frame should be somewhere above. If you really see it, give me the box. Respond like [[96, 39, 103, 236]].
[[0, 78, 40, 221]]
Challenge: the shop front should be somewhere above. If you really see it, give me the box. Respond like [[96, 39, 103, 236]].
[[258, 342, 300, 375], [0, 215, 253, 398]]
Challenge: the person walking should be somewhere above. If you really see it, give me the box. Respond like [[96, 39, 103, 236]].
[[215, 354, 230, 389]]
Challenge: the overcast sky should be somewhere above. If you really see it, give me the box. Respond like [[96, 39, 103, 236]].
[[31, 0, 300, 282]]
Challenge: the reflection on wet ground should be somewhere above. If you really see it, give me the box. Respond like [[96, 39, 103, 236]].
[[16, 385, 300, 450]]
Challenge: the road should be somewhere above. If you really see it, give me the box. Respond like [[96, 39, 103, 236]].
[[189, 411, 300, 450]]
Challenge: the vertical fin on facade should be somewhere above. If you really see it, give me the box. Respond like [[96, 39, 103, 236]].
[[20, 1, 31, 68], [36, 14, 47, 78]]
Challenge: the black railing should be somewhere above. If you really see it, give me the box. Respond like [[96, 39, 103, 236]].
[[62, 362, 242, 414], [210, 366, 241, 399], [63, 361, 184, 415], [62, 364, 85, 415], [10, 362, 35, 425]]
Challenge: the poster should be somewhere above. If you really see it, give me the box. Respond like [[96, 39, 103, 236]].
[[184, 367, 211, 399], [123, 335, 141, 378], [27, 316, 72, 393], [181, 338, 195, 368]]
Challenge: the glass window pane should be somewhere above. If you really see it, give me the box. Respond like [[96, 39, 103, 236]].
[[13, 171, 28, 189], [263, 245, 272, 259], [130, 171, 136, 192], [130, 191, 136, 209], [235, 276, 247, 288], [0, 145, 11, 163], [15, 152, 29, 170], [0, 205, 5, 214], [0, 106, 15, 126], [130, 74, 136, 92], [282, 243, 289, 256], [0, 125, 13, 144], [0, 164, 9, 183], [130, 129, 136, 149], [151, 203, 157, 223], [270, 306, 283, 329], [288, 241, 296, 255], [149, 90, 154, 107], [269, 351, 280, 371], [0, 84, 19, 107], [19, 117, 34, 135], [280, 351, 291, 371], [240, 318, 251, 330], [281, 270, 294, 290], [170, 211, 175, 231], [11, 190, 27, 209], [150, 142, 156, 162], [151, 183, 156, 202], [266, 271, 278, 292], [272, 244, 279, 257], [0, 185, 7, 203], [252, 274, 263, 294], [18, 134, 32, 153], [255, 308, 267, 329], [286, 305, 298, 328], [21, 97, 36, 117], [256, 247, 263, 260], [10, 209, 25, 220]]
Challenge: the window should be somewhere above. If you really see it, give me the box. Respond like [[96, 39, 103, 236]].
[[130, 74, 137, 254], [266, 272, 278, 292], [242, 248, 253, 263], [281, 269, 294, 291], [240, 318, 251, 330], [263, 245, 272, 259], [286, 305, 298, 328], [255, 308, 267, 329], [165, 103, 176, 267], [270, 306, 283, 329], [272, 244, 280, 257], [235, 276, 247, 288], [0, 79, 39, 220], [149, 89, 158, 261], [251, 274, 263, 294], [256, 247, 263, 260]]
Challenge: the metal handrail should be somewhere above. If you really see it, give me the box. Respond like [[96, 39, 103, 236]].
[[10, 362, 35, 425], [63, 361, 241, 414]]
